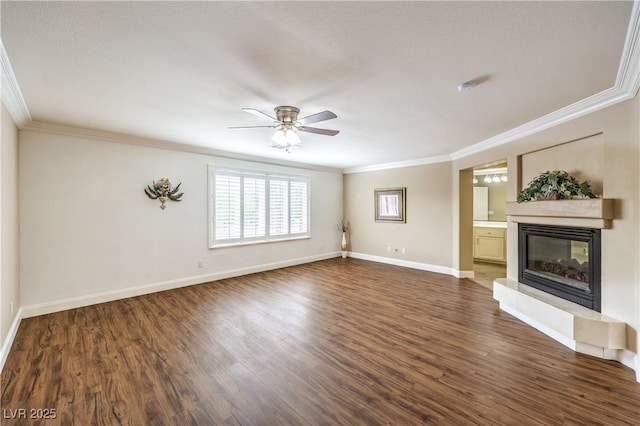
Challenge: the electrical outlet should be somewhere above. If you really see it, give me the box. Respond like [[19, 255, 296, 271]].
[[198, 260, 204, 268], [401, 248, 406, 254], [387, 246, 391, 253]]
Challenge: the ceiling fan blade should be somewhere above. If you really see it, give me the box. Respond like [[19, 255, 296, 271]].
[[242, 108, 277, 121], [297, 110, 337, 125], [298, 126, 340, 136], [228, 125, 277, 129]]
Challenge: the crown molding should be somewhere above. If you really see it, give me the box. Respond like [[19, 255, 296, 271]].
[[448, 86, 629, 161], [22, 121, 344, 175], [343, 154, 450, 174], [4, 2, 640, 172], [449, 1, 640, 161], [352, 0, 640, 171], [617, 0, 640, 96], [0, 38, 31, 128]]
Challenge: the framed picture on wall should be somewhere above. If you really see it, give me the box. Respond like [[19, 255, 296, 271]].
[[374, 187, 406, 223]]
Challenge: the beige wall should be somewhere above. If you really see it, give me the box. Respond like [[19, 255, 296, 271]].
[[1, 103, 21, 362], [344, 94, 640, 377], [19, 129, 343, 315], [453, 94, 640, 368], [344, 161, 454, 272], [521, 133, 604, 195]]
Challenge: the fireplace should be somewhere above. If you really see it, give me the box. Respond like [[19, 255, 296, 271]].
[[498, 200, 622, 360], [518, 224, 601, 312]]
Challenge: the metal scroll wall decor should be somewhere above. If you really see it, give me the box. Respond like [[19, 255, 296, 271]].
[[144, 177, 184, 209]]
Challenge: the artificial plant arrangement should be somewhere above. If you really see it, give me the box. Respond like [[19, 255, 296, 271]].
[[338, 217, 350, 234], [516, 170, 596, 203], [144, 177, 184, 209]]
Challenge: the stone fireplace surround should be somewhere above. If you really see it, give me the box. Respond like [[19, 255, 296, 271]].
[[494, 199, 626, 360]]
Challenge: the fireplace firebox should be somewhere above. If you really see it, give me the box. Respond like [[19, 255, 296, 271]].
[[518, 224, 601, 312]]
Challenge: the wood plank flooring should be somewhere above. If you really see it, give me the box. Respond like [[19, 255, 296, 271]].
[[3, 258, 640, 425]]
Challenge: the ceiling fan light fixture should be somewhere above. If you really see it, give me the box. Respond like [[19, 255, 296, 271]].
[[234, 105, 338, 153], [272, 126, 301, 147]]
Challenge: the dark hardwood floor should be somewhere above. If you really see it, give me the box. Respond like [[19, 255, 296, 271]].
[[3, 258, 640, 425]]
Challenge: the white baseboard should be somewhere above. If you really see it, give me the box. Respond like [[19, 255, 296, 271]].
[[0, 307, 23, 372], [9, 252, 640, 383], [21, 252, 341, 319], [348, 251, 466, 278]]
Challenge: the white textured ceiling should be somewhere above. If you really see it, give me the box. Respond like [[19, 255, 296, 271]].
[[1, 1, 634, 170]]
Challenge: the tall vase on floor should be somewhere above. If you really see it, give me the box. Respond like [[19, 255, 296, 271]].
[[341, 232, 347, 258], [338, 217, 350, 259]]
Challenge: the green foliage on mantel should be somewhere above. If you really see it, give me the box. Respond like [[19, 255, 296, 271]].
[[517, 170, 596, 203]]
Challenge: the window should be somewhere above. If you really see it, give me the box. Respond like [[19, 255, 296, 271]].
[[243, 176, 266, 239], [210, 167, 310, 247], [269, 178, 289, 236]]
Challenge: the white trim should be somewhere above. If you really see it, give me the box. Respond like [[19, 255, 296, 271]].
[[348, 251, 459, 277], [0, 39, 31, 128], [616, 0, 640, 96], [0, 308, 23, 372], [21, 252, 340, 319], [343, 155, 451, 175], [21, 121, 344, 175], [345, 2, 640, 171], [448, 87, 630, 160], [348, 252, 475, 279], [7, 0, 640, 173]]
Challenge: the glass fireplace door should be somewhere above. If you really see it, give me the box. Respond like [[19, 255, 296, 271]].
[[519, 224, 600, 311]]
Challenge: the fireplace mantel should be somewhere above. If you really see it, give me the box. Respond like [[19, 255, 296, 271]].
[[506, 199, 614, 229]]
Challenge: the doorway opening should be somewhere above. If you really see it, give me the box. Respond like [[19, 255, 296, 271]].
[[471, 162, 508, 289]]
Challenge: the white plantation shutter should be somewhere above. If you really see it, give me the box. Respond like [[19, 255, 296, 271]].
[[243, 176, 266, 239], [211, 167, 309, 246], [290, 179, 308, 235], [214, 173, 241, 242], [269, 178, 289, 236]]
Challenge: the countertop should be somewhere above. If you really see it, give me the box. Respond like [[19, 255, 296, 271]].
[[473, 221, 507, 228]]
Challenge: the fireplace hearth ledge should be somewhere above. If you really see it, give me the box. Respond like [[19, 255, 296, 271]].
[[493, 278, 626, 360]]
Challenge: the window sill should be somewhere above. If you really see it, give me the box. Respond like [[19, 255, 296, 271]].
[[211, 235, 311, 249]]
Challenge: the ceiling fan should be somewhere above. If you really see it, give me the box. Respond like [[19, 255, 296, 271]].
[[229, 106, 339, 152]]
